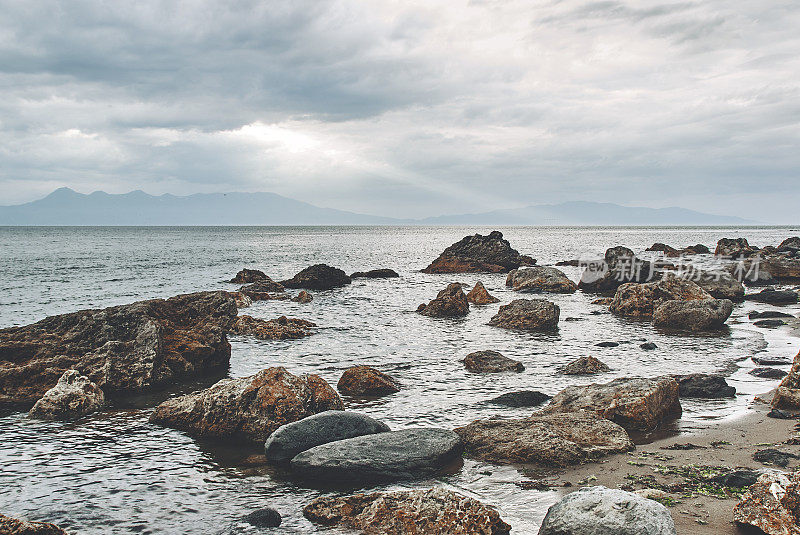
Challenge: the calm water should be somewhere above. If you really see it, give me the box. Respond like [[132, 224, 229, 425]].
[[1, 226, 799, 534]]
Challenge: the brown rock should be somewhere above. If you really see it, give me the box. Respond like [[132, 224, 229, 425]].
[[238, 279, 287, 301], [506, 266, 577, 293], [455, 412, 633, 466], [229, 291, 252, 308], [303, 487, 511, 535], [28, 370, 104, 420], [610, 274, 711, 318], [291, 291, 313, 303], [466, 281, 499, 305], [281, 264, 351, 290], [578, 246, 659, 294], [591, 298, 613, 305], [463, 350, 523, 373], [231, 315, 316, 340], [733, 471, 800, 535], [338, 366, 400, 397], [645, 243, 680, 257], [715, 237, 759, 258], [772, 350, 800, 411], [762, 257, 800, 281], [418, 283, 469, 317], [0, 514, 68, 535], [652, 299, 734, 331], [0, 291, 237, 409], [150, 367, 343, 443], [488, 299, 559, 331], [422, 231, 531, 274], [560, 356, 610, 375], [229, 268, 268, 284]]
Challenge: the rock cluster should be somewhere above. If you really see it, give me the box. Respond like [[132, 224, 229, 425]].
[[422, 231, 533, 273], [465, 281, 499, 304], [337, 365, 400, 397], [231, 315, 316, 340], [488, 299, 559, 331], [28, 370, 104, 420], [417, 283, 470, 317], [281, 264, 351, 290], [506, 266, 577, 293]]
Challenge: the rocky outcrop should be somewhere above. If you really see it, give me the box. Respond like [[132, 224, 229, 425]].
[[652, 298, 734, 330], [229, 268, 268, 284], [539, 486, 676, 535], [544, 376, 681, 431], [488, 299, 559, 331], [350, 268, 399, 278], [417, 283, 469, 317], [560, 356, 609, 375], [733, 471, 800, 535], [578, 246, 658, 294], [238, 278, 286, 300], [506, 266, 577, 293], [609, 275, 711, 318], [465, 281, 499, 305], [290, 428, 463, 483], [0, 514, 69, 535], [421, 231, 532, 274], [463, 350, 524, 373], [281, 264, 351, 290], [264, 410, 390, 463], [337, 366, 400, 397], [231, 315, 316, 340], [716, 238, 758, 258], [675, 374, 736, 398], [28, 370, 104, 420], [291, 290, 313, 303], [771, 350, 800, 411], [149, 367, 343, 443], [746, 289, 799, 305], [455, 412, 633, 466], [303, 488, 511, 535], [0, 291, 237, 408], [488, 390, 550, 407]]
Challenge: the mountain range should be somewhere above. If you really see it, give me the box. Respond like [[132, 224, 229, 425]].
[[0, 188, 758, 226]]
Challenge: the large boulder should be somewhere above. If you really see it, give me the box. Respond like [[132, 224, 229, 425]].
[[28, 370, 104, 420], [290, 428, 463, 483], [675, 373, 736, 398], [238, 278, 286, 300], [610, 274, 711, 318], [264, 410, 390, 463], [350, 268, 399, 279], [746, 288, 799, 304], [417, 283, 469, 317], [560, 356, 609, 375], [281, 264, 351, 290], [544, 376, 681, 431], [229, 268, 268, 284], [337, 366, 400, 397], [149, 367, 343, 443], [0, 514, 69, 535], [231, 315, 315, 340], [733, 471, 800, 535], [455, 412, 633, 466], [422, 231, 532, 274], [778, 237, 800, 253], [578, 246, 658, 294], [772, 350, 800, 410], [539, 486, 676, 535], [652, 299, 734, 331], [506, 266, 577, 293], [689, 269, 745, 301], [463, 350, 524, 373], [0, 291, 237, 408], [715, 237, 758, 258], [465, 281, 499, 305], [487, 299, 559, 331], [303, 488, 511, 535]]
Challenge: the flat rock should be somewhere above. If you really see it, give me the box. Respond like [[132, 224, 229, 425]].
[[290, 428, 463, 483], [229, 268, 268, 284], [595, 341, 619, 347], [610, 274, 711, 318], [0, 514, 69, 535], [418, 283, 469, 317], [560, 356, 610, 375], [422, 231, 532, 274], [465, 281, 500, 305], [281, 264, 351, 290], [505, 266, 577, 293], [337, 366, 400, 397], [487, 390, 550, 407], [733, 471, 800, 535], [750, 367, 788, 379], [746, 288, 799, 305], [455, 412, 633, 466], [350, 268, 399, 278], [28, 370, 104, 420], [755, 319, 789, 328], [231, 315, 315, 340], [150, 367, 343, 443], [652, 298, 733, 331], [675, 373, 736, 398], [488, 299, 559, 331], [463, 350, 524, 373], [303, 487, 511, 535], [264, 410, 390, 463], [750, 311, 795, 319]]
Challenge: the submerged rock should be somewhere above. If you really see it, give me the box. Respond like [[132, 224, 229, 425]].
[[488, 299, 559, 331], [243, 508, 281, 528], [609, 274, 711, 318], [291, 290, 313, 303], [418, 283, 470, 317], [290, 428, 463, 483], [231, 315, 316, 340], [28, 370, 104, 420], [150, 367, 343, 443], [675, 374, 735, 398], [350, 268, 399, 279], [337, 366, 400, 397], [455, 412, 633, 466], [560, 356, 610, 375], [229, 268, 268, 284], [463, 350, 524, 373], [652, 299, 733, 331], [539, 486, 677, 535], [264, 410, 390, 463], [750, 311, 795, 319], [465, 281, 499, 305], [488, 390, 550, 407], [505, 266, 577, 293], [0, 514, 69, 535], [303, 488, 511, 535], [0, 291, 237, 408], [281, 264, 351, 290], [422, 231, 532, 274], [733, 471, 800, 535]]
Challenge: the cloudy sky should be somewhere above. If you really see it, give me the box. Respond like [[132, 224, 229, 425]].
[[1, 1, 798, 221]]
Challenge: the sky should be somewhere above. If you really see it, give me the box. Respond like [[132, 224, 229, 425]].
[[0, 1, 798, 222]]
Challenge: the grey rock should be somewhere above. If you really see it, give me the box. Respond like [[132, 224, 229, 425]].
[[28, 370, 104, 420], [652, 299, 733, 331], [690, 269, 745, 301], [745, 288, 799, 305], [487, 299, 559, 331], [578, 246, 659, 294], [749, 311, 794, 319], [488, 390, 550, 407], [505, 266, 577, 293], [750, 367, 788, 379], [463, 350, 524, 373], [676, 374, 735, 399]]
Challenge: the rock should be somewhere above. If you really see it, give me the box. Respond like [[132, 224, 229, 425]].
[[243, 508, 282, 528], [746, 288, 799, 304], [465, 281, 499, 305], [264, 410, 390, 463], [350, 268, 399, 278], [544, 376, 681, 431], [488, 390, 550, 407], [487, 299, 559, 331], [750, 311, 795, 319], [539, 486, 676, 535], [768, 409, 799, 419], [0, 291, 237, 408], [595, 341, 619, 347], [281, 264, 351, 290], [646, 243, 680, 257], [709, 469, 764, 488], [592, 298, 613, 305], [231, 315, 315, 340], [755, 356, 792, 366], [778, 237, 800, 253], [229, 268, 268, 284], [690, 269, 746, 301], [640, 342, 658, 350], [684, 243, 710, 255], [290, 428, 463, 483], [455, 412, 633, 466], [652, 299, 734, 331], [560, 356, 610, 375], [609, 274, 711, 318], [291, 290, 313, 303], [762, 257, 800, 281], [229, 291, 252, 308], [238, 278, 286, 299], [421, 231, 532, 274], [0, 514, 69, 535], [753, 449, 799, 467], [149, 367, 343, 443], [750, 368, 788, 379], [733, 471, 800, 535], [463, 350, 524, 373], [505, 266, 577, 293], [675, 374, 735, 398], [418, 283, 470, 317], [578, 246, 658, 294], [756, 319, 789, 328], [715, 237, 758, 258], [28, 370, 104, 420], [556, 259, 579, 266], [774, 352, 800, 410], [303, 488, 511, 535], [337, 366, 400, 397]]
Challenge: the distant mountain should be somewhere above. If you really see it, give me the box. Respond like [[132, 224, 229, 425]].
[[0, 189, 759, 226], [420, 201, 758, 225]]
